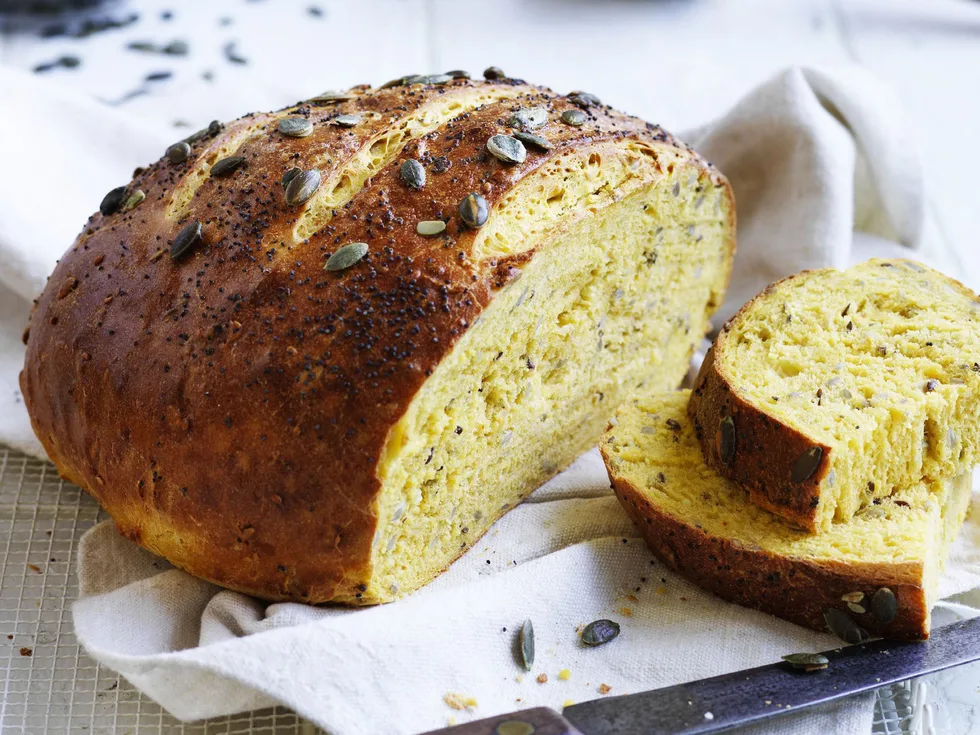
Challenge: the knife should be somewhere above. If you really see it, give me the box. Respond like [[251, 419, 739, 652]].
[[423, 615, 980, 735]]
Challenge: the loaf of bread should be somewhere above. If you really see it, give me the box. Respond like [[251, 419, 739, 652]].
[[689, 259, 980, 532], [603, 391, 972, 640], [21, 72, 735, 603]]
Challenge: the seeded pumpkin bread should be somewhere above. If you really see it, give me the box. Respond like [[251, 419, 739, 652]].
[[602, 391, 972, 641], [20, 71, 735, 604], [689, 259, 980, 533]]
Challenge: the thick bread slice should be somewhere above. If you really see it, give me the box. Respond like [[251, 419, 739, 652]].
[[21, 75, 735, 604], [689, 259, 980, 532], [602, 391, 972, 641]]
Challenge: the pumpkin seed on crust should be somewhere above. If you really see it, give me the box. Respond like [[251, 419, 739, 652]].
[[325, 242, 369, 272]]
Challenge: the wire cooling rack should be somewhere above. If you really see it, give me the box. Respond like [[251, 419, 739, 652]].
[[0, 444, 925, 734]]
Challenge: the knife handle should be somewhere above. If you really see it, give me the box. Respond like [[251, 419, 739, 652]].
[[420, 707, 583, 735]]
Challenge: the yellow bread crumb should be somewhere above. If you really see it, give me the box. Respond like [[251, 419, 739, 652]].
[[558, 669, 571, 681], [443, 693, 478, 711]]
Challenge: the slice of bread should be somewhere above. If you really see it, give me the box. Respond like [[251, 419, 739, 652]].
[[602, 391, 972, 641], [689, 259, 980, 532]]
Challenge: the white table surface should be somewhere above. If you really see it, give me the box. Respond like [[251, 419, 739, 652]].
[[0, 1, 979, 733]]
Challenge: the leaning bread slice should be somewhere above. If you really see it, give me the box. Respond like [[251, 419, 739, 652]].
[[689, 258, 980, 533], [602, 391, 972, 641]]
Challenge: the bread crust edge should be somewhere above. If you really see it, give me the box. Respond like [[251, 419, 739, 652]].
[[603, 456, 929, 641]]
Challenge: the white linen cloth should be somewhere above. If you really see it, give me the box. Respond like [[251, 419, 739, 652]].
[[1, 64, 979, 734]]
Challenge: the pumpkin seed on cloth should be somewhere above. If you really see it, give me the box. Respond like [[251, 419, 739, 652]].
[[278, 117, 313, 138], [285, 169, 321, 206], [400, 159, 426, 190], [487, 135, 526, 164], [166, 141, 191, 164], [210, 155, 245, 177], [581, 619, 620, 647], [325, 242, 369, 272], [171, 220, 202, 260], [459, 192, 489, 229], [519, 619, 534, 671]]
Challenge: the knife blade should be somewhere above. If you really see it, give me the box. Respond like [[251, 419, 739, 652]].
[[423, 615, 980, 735]]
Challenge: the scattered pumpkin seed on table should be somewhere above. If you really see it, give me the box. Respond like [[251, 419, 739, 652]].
[[519, 619, 534, 671], [581, 619, 620, 647], [325, 242, 369, 272], [278, 117, 313, 138], [400, 159, 426, 190], [166, 141, 191, 164], [210, 155, 245, 177], [171, 220, 202, 260], [487, 134, 527, 164], [561, 109, 587, 127], [285, 169, 321, 206], [459, 192, 489, 228], [99, 186, 127, 216]]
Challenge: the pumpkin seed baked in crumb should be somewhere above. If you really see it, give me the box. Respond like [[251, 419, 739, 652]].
[[602, 391, 972, 641], [20, 69, 735, 604], [690, 259, 980, 533]]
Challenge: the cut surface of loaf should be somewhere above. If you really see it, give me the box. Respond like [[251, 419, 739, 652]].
[[689, 259, 980, 532], [21, 73, 735, 604], [602, 391, 972, 641]]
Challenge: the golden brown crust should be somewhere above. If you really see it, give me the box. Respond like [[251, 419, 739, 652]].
[[689, 272, 831, 532], [604, 459, 929, 641], [21, 76, 728, 603]]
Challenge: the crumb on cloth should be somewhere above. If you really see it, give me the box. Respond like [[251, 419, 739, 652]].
[[443, 693, 478, 711]]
